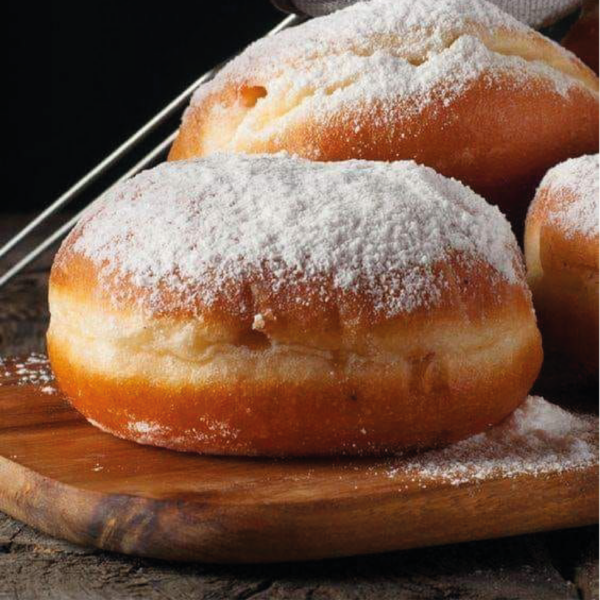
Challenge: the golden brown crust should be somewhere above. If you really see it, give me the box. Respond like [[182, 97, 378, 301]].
[[48, 245, 542, 456], [51, 152, 533, 336], [169, 27, 599, 226], [50, 248, 531, 345], [527, 186, 599, 271], [525, 177, 599, 376], [174, 77, 597, 226], [47, 317, 542, 457], [48, 150, 544, 457]]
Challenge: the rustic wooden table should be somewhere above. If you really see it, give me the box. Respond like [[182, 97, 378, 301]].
[[0, 214, 597, 600]]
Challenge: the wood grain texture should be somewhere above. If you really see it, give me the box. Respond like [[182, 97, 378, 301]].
[[0, 214, 598, 599], [0, 359, 597, 564], [0, 518, 591, 600]]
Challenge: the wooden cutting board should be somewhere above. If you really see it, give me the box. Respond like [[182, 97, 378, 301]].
[[0, 356, 597, 564]]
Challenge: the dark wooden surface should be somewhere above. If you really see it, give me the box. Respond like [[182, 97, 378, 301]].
[[0, 214, 598, 599]]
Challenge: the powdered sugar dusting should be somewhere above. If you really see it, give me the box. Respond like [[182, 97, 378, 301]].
[[129, 420, 166, 436], [190, 0, 586, 131], [94, 415, 242, 449], [538, 154, 599, 239], [0, 353, 57, 392], [384, 396, 597, 486], [2, 358, 592, 483], [195, 0, 528, 86], [65, 153, 521, 317]]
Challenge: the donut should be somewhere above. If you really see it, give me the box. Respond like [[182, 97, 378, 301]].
[[48, 154, 542, 456], [563, 0, 599, 74], [169, 0, 599, 225], [525, 154, 599, 377]]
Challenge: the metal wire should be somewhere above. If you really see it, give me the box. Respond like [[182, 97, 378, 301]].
[[0, 13, 302, 288], [0, 133, 176, 288]]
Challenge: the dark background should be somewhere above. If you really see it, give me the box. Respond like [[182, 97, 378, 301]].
[[6, 1, 580, 214], [8, 1, 282, 210]]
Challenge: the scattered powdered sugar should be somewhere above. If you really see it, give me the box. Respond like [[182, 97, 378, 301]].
[[128, 420, 166, 436], [120, 416, 241, 448], [0, 353, 56, 391], [538, 154, 599, 239], [124, 420, 170, 445], [190, 0, 586, 128], [66, 153, 521, 317], [252, 313, 266, 331], [1, 357, 593, 485], [384, 396, 598, 486]]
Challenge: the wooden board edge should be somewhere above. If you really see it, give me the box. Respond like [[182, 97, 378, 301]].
[[0, 455, 597, 563]]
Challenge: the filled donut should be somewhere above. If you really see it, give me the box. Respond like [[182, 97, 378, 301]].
[[48, 154, 542, 456], [169, 0, 599, 224], [525, 154, 599, 377]]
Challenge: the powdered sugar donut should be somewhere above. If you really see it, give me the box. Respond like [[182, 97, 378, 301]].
[[169, 0, 599, 224], [525, 154, 599, 377], [48, 154, 542, 456]]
